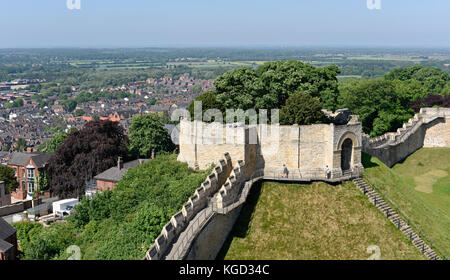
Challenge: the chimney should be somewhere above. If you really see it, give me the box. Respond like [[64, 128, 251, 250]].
[[117, 157, 123, 170]]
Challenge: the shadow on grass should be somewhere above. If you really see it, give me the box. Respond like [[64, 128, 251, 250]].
[[216, 181, 263, 260], [362, 152, 380, 169]]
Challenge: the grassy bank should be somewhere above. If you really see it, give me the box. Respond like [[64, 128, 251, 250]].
[[362, 148, 450, 257], [219, 181, 424, 260]]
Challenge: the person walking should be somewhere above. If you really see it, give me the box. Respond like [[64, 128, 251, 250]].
[[283, 164, 289, 178], [325, 165, 331, 179]]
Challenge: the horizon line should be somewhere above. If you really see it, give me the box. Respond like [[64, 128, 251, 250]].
[[1, 45, 450, 50]]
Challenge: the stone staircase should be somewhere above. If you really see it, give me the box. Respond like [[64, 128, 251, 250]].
[[352, 177, 441, 260]]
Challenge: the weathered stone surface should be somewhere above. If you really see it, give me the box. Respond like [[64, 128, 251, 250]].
[[362, 108, 450, 167], [178, 118, 364, 177]]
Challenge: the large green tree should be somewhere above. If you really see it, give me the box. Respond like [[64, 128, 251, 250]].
[[128, 114, 175, 158], [213, 60, 340, 112], [338, 79, 413, 137], [62, 100, 77, 112], [385, 65, 450, 95], [5, 98, 24, 109]]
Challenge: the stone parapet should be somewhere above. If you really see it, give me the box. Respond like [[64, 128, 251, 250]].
[[362, 107, 450, 167], [145, 153, 232, 260]]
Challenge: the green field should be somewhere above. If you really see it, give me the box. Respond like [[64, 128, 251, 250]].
[[219, 181, 424, 260], [167, 60, 266, 69], [346, 56, 425, 62], [362, 148, 450, 258]]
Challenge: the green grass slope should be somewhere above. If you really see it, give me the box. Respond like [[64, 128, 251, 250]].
[[362, 148, 450, 258], [219, 181, 425, 260]]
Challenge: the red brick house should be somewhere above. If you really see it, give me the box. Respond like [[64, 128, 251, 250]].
[[7, 152, 53, 200], [0, 217, 17, 260], [94, 157, 148, 192]]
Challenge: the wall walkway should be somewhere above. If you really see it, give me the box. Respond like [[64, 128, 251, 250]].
[[362, 108, 450, 167]]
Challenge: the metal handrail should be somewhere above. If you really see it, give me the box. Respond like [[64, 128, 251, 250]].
[[362, 175, 448, 260], [263, 168, 357, 181]]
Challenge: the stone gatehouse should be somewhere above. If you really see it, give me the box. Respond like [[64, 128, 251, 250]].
[[177, 112, 365, 180]]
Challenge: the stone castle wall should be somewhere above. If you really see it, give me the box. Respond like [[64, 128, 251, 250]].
[[422, 108, 450, 147], [145, 153, 232, 260], [145, 154, 251, 260], [362, 108, 450, 167], [177, 117, 364, 178], [183, 160, 250, 260], [145, 108, 450, 260]]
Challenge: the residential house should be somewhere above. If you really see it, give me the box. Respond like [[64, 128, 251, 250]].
[[0, 217, 17, 260], [94, 157, 149, 192], [7, 152, 53, 200]]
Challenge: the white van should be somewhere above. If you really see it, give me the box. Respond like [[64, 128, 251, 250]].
[[52, 198, 80, 217]]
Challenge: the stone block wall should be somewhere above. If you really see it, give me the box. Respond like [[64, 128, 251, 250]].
[[177, 121, 248, 170], [333, 117, 364, 176], [214, 160, 247, 207], [422, 108, 450, 147], [184, 205, 243, 260], [362, 108, 450, 167], [182, 160, 250, 260], [177, 119, 364, 178], [145, 153, 232, 260]]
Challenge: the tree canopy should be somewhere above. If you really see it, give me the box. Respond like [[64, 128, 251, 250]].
[[5, 98, 24, 109], [186, 61, 339, 124], [410, 94, 450, 111], [38, 132, 68, 153], [385, 65, 450, 95], [128, 114, 175, 158], [213, 61, 340, 112], [339, 65, 450, 136], [0, 166, 19, 193], [280, 91, 329, 125], [46, 120, 128, 198], [188, 90, 224, 121], [338, 79, 414, 137]]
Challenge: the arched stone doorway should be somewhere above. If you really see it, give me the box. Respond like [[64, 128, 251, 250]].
[[341, 138, 353, 171]]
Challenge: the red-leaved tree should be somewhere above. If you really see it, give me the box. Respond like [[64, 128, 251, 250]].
[[47, 120, 129, 198]]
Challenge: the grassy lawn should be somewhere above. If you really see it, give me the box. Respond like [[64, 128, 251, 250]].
[[362, 148, 450, 258], [219, 181, 425, 260]]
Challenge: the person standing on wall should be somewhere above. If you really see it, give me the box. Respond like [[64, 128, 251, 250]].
[[325, 165, 331, 179], [283, 164, 289, 178]]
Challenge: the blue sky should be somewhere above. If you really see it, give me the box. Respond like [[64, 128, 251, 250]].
[[1, 0, 449, 48]]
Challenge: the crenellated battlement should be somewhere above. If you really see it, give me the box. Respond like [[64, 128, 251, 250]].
[[214, 160, 247, 208], [145, 152, 232, 260], [362, 107, 450, 167], [177, 115, 365, 179]]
